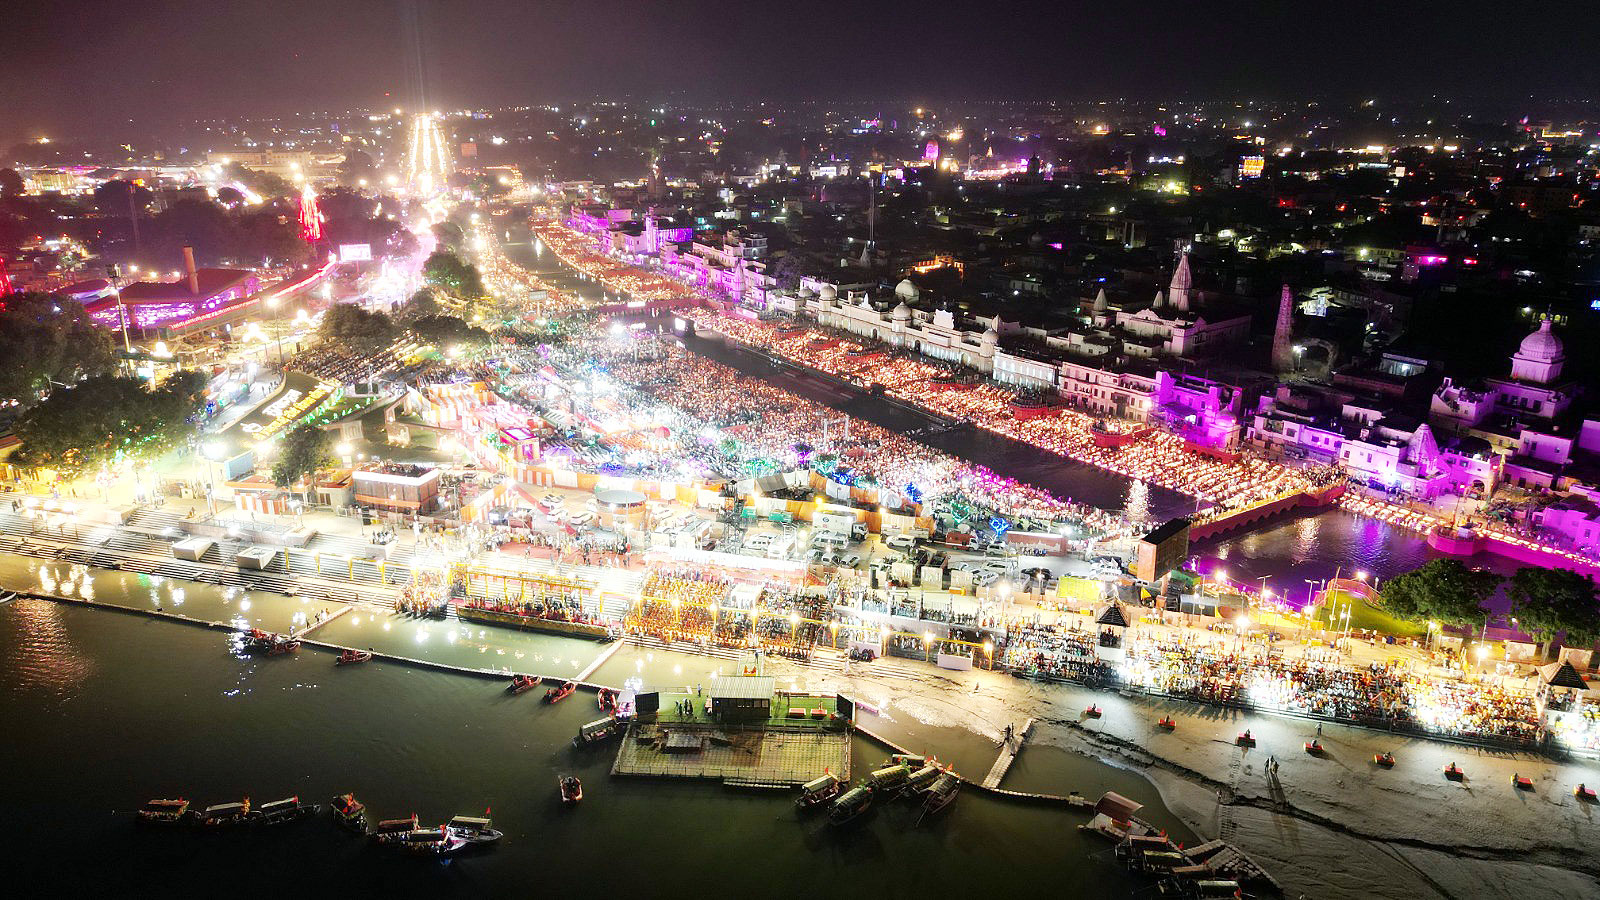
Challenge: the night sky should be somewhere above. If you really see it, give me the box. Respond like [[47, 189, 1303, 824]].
[[2, 0, 1596, 142]]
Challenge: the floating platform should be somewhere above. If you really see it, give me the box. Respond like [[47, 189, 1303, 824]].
[[612, 722, 850, 786]]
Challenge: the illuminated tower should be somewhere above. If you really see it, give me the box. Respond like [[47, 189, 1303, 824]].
[[404, 113, 452, 195], [1271, 283, 1296, 372], [298, 185, 325, 242]]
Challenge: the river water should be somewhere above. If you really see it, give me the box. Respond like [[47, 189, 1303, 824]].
[[0, 545, 1195, 898]]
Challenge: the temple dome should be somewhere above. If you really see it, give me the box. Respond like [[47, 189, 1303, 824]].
[[894, 278, 920, 302], [892, 301, 912, 321], [1517, 319, 1564, 362]]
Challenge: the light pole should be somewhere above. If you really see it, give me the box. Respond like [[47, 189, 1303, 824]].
[[201, 440, 225, 518]]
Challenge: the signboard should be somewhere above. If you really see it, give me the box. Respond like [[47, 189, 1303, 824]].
[[1135, 518, 1191, 583], [337, 243, 373, 262]]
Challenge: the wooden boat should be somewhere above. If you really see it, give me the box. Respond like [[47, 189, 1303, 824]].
[[371, 814, 420, 843], [336, 649, 373, 666], [544, 681, 576, 704], [255, 796, 319, 825], [886, 754, 926, 768], [456, 603, 612, 640], [559, 775, 583, 805], [331, 793, 367, 832], [901, 763, 942, 795], [573, 716, 622, 748], [795, 771, 844, 812], [828, 785, 872, 825], [507, 674, 540, 695], [136, 798, 189, 824], [197, 799, 252, 827], [396, 827, 468, 857], [445, 815, 503, 845], [1373, 752, 1395, 768], [917, 772, 960, 822], [242, 629, 300, 656], [867, 763, 910, 793]]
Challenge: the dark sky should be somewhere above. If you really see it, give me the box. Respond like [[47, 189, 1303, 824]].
[[2, 0, 1595, 144]]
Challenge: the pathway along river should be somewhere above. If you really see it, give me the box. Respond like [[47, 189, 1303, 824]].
[[0, 550, 1195, 898], [505, 234, 1523, 588]]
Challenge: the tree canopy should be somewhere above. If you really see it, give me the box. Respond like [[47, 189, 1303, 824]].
[[0, 292, 118, 406], [1378, 559, 1500, 630], [13, 371, 206, 477], [0, 168, 23, 198], [422, 250, 485, 298], [1506, 567, 1600, 651], [92, 180, 153, 215], [271, 423, 336, 491], [317, 303, 397, 355], [397, 288, 441, 322], [408, 314, 492, 350]]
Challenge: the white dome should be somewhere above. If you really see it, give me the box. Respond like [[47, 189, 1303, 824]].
[[818, 284, 837, 301], [892, 301, 912, 320], [1517, 319, 1564, 362], [894, 278, 920, 302], [798, 286, 815, 298]]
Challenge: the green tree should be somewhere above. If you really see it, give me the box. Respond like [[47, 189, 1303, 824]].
[[222, 163, 293, 200], [432, 221, 466, 252], [1506, 567, 1600, 658], [422, 250, 485, 298], [92, 179, 153, 215], [0, 168, 23, 198], [317, 303, 397, 355], [408, 314, 492, 350], [214, 186, 246, 209], [398, 288, 441, 321], [271, 423, 335, 492], [0, 293, 118, 406], [13, 371, 205, 478], [1379, 558, 1500, 632]]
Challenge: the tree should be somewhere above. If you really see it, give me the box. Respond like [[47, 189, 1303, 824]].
[[1379, 559, 1500, 632], [271, 423, 335, 492], [92, 179, 153, 216], [338, 149, 376, 186], [222, 163, 292, 200], [422, 250, 485, 298], [215, 186, 246, 209], [147, 198, 238, 265], [0, 168, 23, 198], [317, 303, 396, 355], [0, 293, 118, 406], [1506, 567, 1600, 657], [13, 371, 206, 478], [431, 221, 466, 252], [398, 288, 441, 322], [408, 314, 492, 350]]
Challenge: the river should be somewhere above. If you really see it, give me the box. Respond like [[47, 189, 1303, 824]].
[[0, 548, 1196, 899]]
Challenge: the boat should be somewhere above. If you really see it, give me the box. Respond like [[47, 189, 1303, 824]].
[[371, 814, 420, 843], [1576, 784, 1597, 802], [1373, 752, 1395, 768], [242, 629, 300, 656], [1235, 730, 1255, 747], [901, 763, 942, 795], [507, 674, 540, 695], [866, 763, 910, 793], [1086, 704, 1102, 718], [1512, 773, 1533, 791], [559, 775, 583, 805], [1158, 716, 1177, 730], [336, 649, 373, 666], [886, 754, 925, 768], [1444, 763, 1465, 781], [255, 796, 319, 825], [597, 687, 618, 713], [544, 680, 576, 704], [136, 798, 189, 824], [197, 799, 252, 827], [795, 771, 844, 812], [445, 815, 503, 845], [456, 602, 613, 640], [0, 589, 16, 604], [917, 772, 960, 822], [573, 716, 623, 748], [396, 827, 468, 857], [1303, 740, 1323, 756], [331, 793, 367, 832], [827, 785, 872, 825]]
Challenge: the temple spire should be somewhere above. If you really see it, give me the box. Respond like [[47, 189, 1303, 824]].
[[1271, 283, 1296, 372], [1168, 253, 1193, 312]]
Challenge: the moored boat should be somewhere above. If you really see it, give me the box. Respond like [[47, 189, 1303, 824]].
[[136, 798, 189, 824], [371, 814, 420, 843], [331, 793, 367, 832], [918, 772, 960, 821], [866, 763, 910, 793], [544, 681, 576, 704], [336, 649, 373, 666], [573, 716, 623, 747], [901, 763, 941, 796], [597, 687, 618, 713], [396, 827, 468, 857], [795, 771, 844, 812], [559, 775, 583, 805], [507, 674, 540, 695], [828, 785, 872, 825], [456, 603, 612, 640], [197, 799, 252, 827], [255, 796, 319, 825], [446, 815, 503, 845]]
